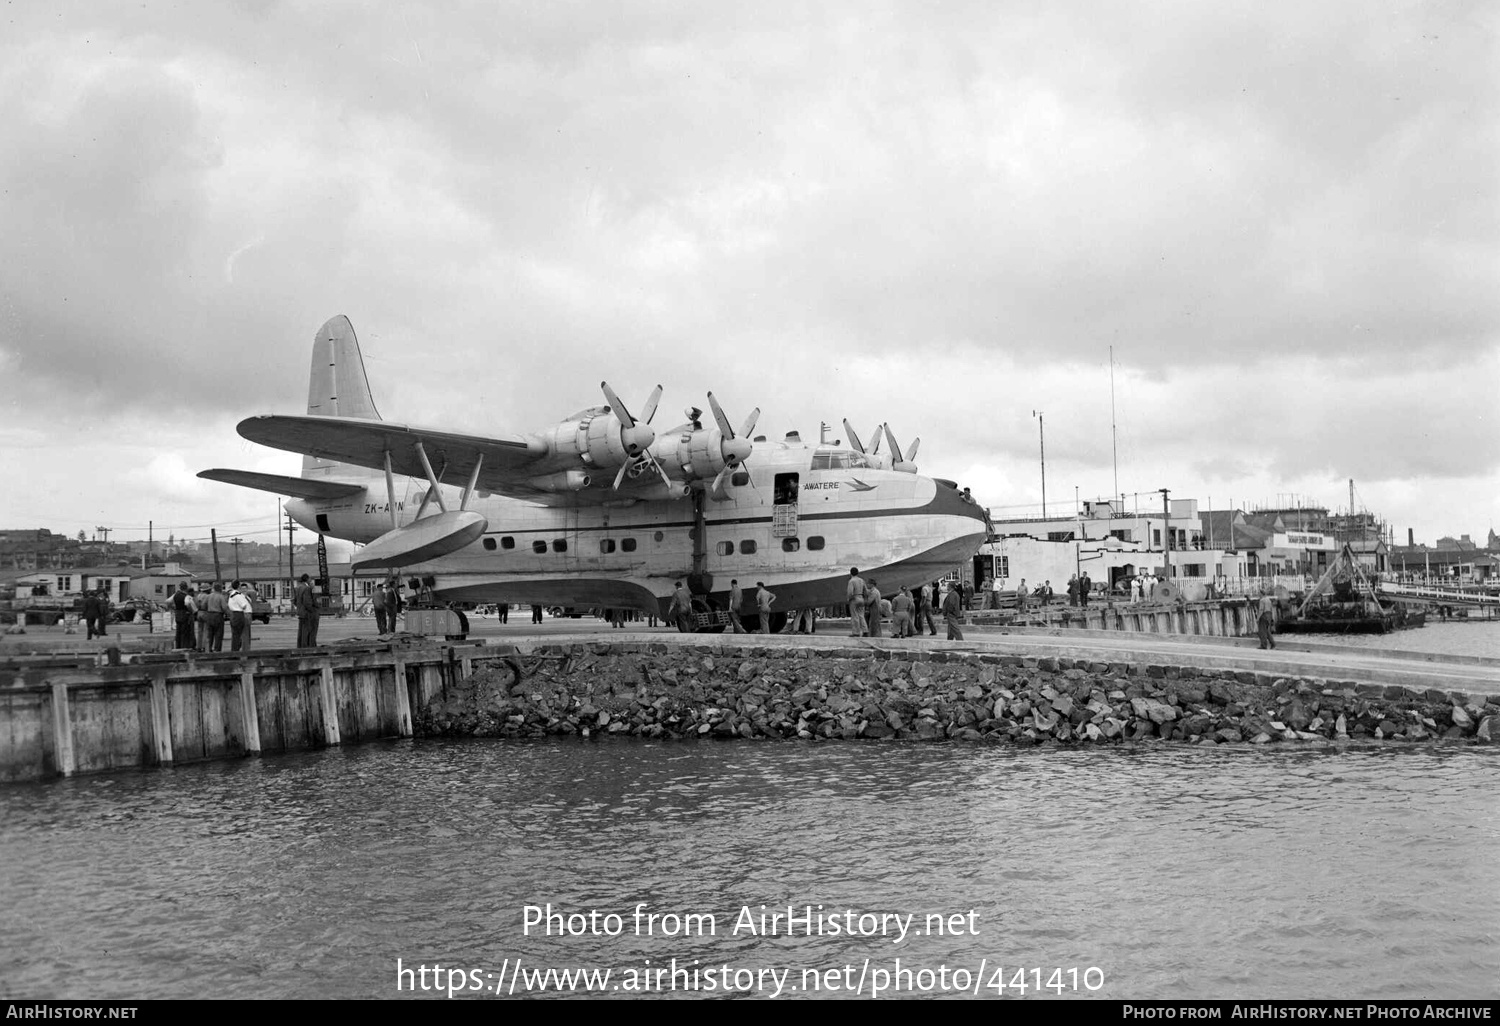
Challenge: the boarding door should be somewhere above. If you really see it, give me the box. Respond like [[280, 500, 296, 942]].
[[772, 474, 799, 539]]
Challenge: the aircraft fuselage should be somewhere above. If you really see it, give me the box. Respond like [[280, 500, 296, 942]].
[[284, 439, 987, 616]]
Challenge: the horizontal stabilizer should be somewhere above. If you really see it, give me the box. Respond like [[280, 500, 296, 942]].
[[197, 469, 368, 501]]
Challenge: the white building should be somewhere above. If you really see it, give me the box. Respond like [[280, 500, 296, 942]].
[[978, 498, 1255, 601]]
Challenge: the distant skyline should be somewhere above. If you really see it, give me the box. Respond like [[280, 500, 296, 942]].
[[2, 3, 1495, 548]]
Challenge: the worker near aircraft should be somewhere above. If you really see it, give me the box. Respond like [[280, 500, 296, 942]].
[[755, 582, 776, 635], [228, 582, 254, 652], [891, 586, 914, 637], [669, 580, 694, 633], [294, 573, 319, 648], [728, 579, 746, 634], [204, 582, 229, 652], [846, 568, 868, 637], [942, 580, 965, 641], [866, 578, 884, 637], [171, 582, 194, 650], [372, 582, 389, 634], [919, 582, 939, 636]]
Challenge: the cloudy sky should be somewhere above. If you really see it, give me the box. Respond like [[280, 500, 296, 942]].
[[2, 1, 1495, 554]]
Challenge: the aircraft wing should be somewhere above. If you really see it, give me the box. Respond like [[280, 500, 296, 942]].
[[196, 469, 368, 501], [236, 415, 546, 493]]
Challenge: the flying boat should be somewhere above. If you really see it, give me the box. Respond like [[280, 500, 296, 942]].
[[200, 316, 989, 631]]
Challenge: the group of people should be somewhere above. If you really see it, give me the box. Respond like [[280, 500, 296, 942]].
[[1125, 573, 1165, 603], [678, 578, 781, 635], [80, 589, 113, 639], [368, 579, 404, 634], [166, 580, 260, 652], [846, 569, 963, 639]]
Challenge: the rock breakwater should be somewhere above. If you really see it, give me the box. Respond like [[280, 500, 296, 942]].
[[419, 643, 1498, 746]]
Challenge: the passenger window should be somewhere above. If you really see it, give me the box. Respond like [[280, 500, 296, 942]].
[[782, 538, 800, 552], [501, 536, 515, 550], [600, 539, 615, 554], [740, 540, 757, 554], [532, 540, 547, 554], [732, 471, 750, 486], [552, 539, 567, 552], [716, 541, 734, 556], [807, 536, 825, 550], [483, 537, 497, 551], [621, 538, 637, 552]]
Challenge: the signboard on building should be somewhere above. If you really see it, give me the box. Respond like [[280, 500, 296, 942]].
[[1272, 532, 1335, 551]]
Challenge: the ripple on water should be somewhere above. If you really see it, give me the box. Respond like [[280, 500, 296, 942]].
[[0, 737, 1496, 999]]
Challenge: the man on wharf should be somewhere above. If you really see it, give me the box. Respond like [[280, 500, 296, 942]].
[[847, 568, 868, 637]]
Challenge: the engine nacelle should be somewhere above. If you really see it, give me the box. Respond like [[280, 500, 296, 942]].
[[525, 470, 592, 492], [539, 411, 651, 472], [669, 428, 729, 482]]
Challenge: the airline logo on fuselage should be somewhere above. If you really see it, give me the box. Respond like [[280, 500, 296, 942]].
[[803, 479, 877, 492]]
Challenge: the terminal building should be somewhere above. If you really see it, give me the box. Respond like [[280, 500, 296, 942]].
[[975, 497, 1395, 602]]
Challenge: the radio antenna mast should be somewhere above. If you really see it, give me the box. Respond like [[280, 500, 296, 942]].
[[1110, 346, 1120, 508]]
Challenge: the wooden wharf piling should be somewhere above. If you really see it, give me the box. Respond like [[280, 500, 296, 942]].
[[0, 642, 511, 782]]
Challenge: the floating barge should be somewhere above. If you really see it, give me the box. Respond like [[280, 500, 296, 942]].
[[1278, 543, 1425, 635]]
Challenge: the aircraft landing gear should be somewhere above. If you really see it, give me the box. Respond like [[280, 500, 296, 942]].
[[691, 597, 727, 633]]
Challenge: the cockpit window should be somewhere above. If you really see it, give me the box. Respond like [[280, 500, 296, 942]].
[[811, 449, 872, 470]]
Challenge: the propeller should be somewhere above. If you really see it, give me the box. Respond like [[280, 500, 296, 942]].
[[602, 382, 670, 490], [707, 391, 760, 497], [882, 424, 921, 474], [601, 381, 661, 458], [843, 419, 890, 467], [842, 419, 867, 456]]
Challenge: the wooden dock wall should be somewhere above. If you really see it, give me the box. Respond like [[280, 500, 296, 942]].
[[1017, 599, 1256, 637], [0, 643, 519, 783]]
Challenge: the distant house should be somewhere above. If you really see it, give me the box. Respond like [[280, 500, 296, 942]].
[[1, 566, 144, 602]]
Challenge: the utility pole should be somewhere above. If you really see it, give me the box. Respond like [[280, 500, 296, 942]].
[[210, 529, 223, 583], [1160, 488, 1172, 579], [1033, 409, 1046, 518], [1074, 485, 1082, 585], [286, 513, 298, 596], [230, 537, 242, 580]]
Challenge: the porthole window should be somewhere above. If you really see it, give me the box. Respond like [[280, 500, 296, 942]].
[[740, 539, 757, 554], [483, 537, 497, 551], [600, 539, 615, 554], [552, 539, 567, 552], [532, 540, 547, 554], [654, 531, 664, 543], [716, 541, 733, 556], [501, 536, 515, 550], [621, 538, 637, 552], [807, 536, 825, 550], [782, 538, 800, 552]]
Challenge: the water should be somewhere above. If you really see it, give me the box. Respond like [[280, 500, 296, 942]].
[[1301, 619, 1500, 660], [2, 737, 1496, 999]]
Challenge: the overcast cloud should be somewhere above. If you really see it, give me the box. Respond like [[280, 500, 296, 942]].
[[1, 1, 1495, 549]]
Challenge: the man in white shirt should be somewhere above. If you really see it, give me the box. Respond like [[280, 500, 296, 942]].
[[228, 583, 254, 652], [755, 582, 776, 635]]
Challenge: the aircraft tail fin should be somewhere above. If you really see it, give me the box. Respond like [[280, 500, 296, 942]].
[[303, 315, 382, 476]]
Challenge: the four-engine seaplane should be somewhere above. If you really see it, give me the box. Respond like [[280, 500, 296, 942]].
[[200, 316, 989, 631]]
